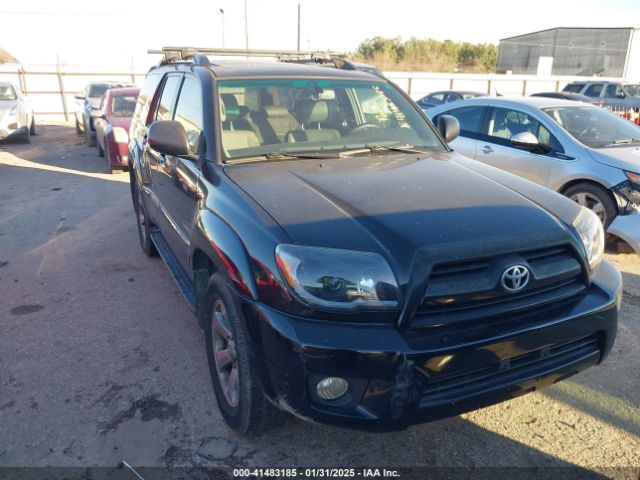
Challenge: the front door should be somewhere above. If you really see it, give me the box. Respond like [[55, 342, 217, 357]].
[[152, 74, 204, 272], [475, 107, 559, 186]]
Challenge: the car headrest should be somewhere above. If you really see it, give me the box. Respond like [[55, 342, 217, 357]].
[[221, 94, 241, 121], [295, 100, 329, 125], [262, 105, 290, 118]]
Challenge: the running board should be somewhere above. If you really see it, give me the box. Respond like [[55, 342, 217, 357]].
[[149, 228, 196, 312]]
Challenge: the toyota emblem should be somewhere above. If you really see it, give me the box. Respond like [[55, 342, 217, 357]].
[[501, 265, 530, 292]]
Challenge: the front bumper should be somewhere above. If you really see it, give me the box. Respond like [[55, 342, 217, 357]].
[[0, 114, 26, 140], [238, 260, 621, 430], [607, 212, 640, 254]]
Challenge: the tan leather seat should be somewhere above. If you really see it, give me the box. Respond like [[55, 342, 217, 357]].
[[259, 106, 299, 142], [286, 100, 341, 143], [219, 96, 260, 153]]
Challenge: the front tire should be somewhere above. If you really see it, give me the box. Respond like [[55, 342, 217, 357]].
[[133, 180, 158, 257], [564, 183, 617, 228], [204, 273, 286, 435], [30, 117, 36, 135], [22, 126, 31, 144]]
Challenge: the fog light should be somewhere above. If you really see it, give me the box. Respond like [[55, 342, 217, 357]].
[[316, 377, 348, 400]]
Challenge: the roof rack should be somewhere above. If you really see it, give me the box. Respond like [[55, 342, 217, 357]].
[[150, 46, 345, 61], [148, 47, 384, 77]]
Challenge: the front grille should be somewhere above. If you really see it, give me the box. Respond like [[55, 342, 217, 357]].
[[411, 245, 586, 330], [419, 334, 600, 407]]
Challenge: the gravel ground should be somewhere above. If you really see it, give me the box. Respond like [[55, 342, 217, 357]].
[[0, 125, 638, 478]]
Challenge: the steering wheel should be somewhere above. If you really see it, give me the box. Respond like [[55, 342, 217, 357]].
[[351, 123, 382, 134]]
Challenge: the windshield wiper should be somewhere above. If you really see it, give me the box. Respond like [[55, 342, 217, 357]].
[[226, 151, 337, 164], [601, 138, 640, 147], [338, 145, 432, 157]]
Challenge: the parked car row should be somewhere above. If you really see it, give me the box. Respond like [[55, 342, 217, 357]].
[[74, 81, 139, 173]]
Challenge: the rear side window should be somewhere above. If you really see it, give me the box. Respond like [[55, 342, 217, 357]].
[[132, 72, 162, 131], [583, 84, 604, 98], [436, 105, 485, 135], [563, 83, 584, 93], [603, 84, 624, 98], [155, 75, 182, 121], [429, 93, 445, 104], [174, 75, 204, 153]]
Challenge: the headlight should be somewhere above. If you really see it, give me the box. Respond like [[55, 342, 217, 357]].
[[619, 171, 640, 205], [275, 244, 399, 311], [572, 206, 604, 271], [112, 126, 129, 143]]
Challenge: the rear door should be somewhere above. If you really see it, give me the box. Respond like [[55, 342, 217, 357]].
[[432, 104, 486, 159], [153, 74, 204, 271], [475, 106, 561, 186], [144, 74, 183, 229]]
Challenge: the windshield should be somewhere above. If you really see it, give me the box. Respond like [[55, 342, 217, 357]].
[[543, 106, 640, 148], [89, 84, 125, 98], [0, 85, 17, 101], [625, 84, 640, 98], [111, 94, 137, 117], [217, 78, 444, 161]]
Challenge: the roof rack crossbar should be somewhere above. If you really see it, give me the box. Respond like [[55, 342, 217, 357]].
[[149, 46, 346, 63]]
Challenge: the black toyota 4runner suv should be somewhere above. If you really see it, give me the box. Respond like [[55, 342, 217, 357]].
[[128, 48, 622, 434]]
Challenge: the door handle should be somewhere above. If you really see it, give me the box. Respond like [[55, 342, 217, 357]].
[[481, 145, 494, 154]]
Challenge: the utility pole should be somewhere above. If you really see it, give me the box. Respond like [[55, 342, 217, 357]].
[[219, 8, 225, 48], [244, 0, 249, 50], [297, 4, 301, 51]]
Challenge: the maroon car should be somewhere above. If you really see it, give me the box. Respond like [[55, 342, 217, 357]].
[[93, 88, 139, 173]]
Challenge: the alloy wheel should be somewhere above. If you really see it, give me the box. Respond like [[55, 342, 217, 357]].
[[570, 192, 606, 224], [211, 299, 239, 407]]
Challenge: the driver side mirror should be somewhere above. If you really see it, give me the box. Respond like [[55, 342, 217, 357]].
[[75, 95, 85, 101], [148, 120, 193, 158], [616, 91, 626, 99], [436, 115, 460, 143]]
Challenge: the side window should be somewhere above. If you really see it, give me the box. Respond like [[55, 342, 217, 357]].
[[444, 93, 460, 103], [154, 75, 182, 121], [487, 108, 562, 153], [563, 83, 584, 93], [583, 84, 604, 98], [436, 106, 485, 135], [603, 84, 624, 98], [174, 75, 204, 153], [429, 93, 445, 104]]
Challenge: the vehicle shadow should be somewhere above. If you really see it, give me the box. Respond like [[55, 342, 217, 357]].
[[0, 123, 114, 175]]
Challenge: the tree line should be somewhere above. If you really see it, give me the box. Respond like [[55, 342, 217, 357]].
[[352, 37, 498, 73]]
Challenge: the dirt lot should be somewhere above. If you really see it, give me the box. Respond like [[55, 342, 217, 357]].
[[0, 125, 639, 477]]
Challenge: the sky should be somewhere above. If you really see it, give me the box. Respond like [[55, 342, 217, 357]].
[[1, 0, 639, 69]]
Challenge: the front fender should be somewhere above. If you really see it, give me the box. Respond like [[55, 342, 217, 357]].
[[190, 209, 257, 300]]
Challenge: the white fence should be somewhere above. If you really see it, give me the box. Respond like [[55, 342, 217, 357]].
[[0, 64, 628, 120]]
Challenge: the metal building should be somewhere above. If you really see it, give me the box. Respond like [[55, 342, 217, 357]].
[[497, 27, 640, 78]]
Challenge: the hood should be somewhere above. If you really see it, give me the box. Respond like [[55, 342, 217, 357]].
[[225, 153, 565, 265], [109, 116, 132, 131], [589, 145, 640, 174]]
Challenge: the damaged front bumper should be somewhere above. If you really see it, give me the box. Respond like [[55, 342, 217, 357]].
[[0, 113, 26, 140], [608, 211, 640, 254], [238, 260, 621, 430]]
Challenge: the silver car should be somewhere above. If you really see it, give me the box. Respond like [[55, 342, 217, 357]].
[[0, 82, 35, 143], [428, 97, 640, 254]]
